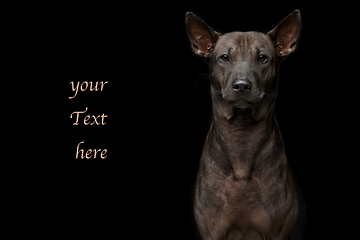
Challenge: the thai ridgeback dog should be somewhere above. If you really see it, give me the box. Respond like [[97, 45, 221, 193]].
[[185, 10, 301, 239]]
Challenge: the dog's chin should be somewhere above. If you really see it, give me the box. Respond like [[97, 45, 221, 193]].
[[230, 99, 261, 109], [222, 91, 264, 109]]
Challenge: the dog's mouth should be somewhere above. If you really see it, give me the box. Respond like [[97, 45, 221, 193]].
[[226, 92, 264, 108], [221, 88, 265, 108], [231, 99, 261, 109]]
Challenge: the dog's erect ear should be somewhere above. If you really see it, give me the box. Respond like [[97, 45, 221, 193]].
[[267, 10, 301, 57], [185, 12, 220, 58]]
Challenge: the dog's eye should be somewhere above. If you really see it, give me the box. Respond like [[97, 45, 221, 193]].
[[220, 54, 229, 62], [258, 54, 268, 63]]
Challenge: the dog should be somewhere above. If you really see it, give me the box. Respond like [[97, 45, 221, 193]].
[[186, 10, 301, 239]]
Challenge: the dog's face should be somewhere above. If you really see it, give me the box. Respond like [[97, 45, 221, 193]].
[[209, 31, 277, 108], [186, 10, 301, 109]]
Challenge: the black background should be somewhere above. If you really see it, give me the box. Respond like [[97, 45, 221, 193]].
[[62, 2, 355, 239]]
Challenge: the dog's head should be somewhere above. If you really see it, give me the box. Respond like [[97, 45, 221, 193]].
[[186, 10, 301, 114]]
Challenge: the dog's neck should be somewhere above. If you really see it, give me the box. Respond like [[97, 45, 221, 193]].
[[209, 85, 286, 181]]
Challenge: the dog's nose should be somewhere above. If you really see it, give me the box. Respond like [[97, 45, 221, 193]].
[[232, 79, 252, 92]]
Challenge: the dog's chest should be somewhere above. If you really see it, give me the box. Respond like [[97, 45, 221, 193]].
[[195, 172, 291, 233]]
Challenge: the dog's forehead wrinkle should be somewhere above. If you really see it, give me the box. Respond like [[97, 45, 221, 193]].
[[216, 31, 272, 57]]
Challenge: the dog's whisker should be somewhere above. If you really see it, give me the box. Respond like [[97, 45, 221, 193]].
[[262, 92, 277, 96], [212, 90, 222, 93]]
